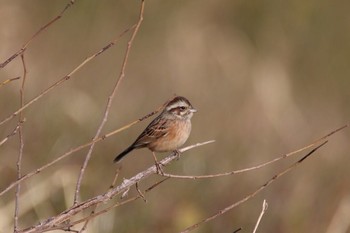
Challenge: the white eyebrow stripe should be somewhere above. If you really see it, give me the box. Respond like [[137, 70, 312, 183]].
[[167, 101, 187, 110]]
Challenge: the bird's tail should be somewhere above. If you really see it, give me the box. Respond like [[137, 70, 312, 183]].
[[113, 146, 134, 163]]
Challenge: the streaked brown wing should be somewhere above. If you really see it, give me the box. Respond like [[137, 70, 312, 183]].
[[131, 115, 169, 148]]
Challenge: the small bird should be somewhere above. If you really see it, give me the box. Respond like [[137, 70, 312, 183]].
[[113, 96, 197, 172]]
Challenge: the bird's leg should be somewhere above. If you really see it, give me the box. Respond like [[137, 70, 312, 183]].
[[173, 149, 181, 160], [152, 151, 164, 175]]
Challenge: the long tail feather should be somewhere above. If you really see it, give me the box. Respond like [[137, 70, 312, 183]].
[[113, 146, 134, 163]]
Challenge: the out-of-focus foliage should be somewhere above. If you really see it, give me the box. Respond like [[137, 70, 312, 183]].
[[0, 0, 349, 232]]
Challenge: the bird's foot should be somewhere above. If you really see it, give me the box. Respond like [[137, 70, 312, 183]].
[[174, 150, 181, 160], [155, 161, 164, 175]]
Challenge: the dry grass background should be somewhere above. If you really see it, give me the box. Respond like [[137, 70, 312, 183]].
[[0, 0, 350, 232]]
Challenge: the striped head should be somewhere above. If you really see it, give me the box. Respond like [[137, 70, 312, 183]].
[[164, 96, 197, 120]]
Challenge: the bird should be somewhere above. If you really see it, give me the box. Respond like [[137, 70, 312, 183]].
[[113, 96, 197, 173]]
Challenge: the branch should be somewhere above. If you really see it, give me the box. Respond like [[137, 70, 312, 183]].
[[14, 53, 27, 233], [0, 120, 25, 147], [73, 0, 145, 205], [77, 168, 121, 232], [17, 140, 214, 233], [0, 0, 76, 69], [0, 77, 20, 88], [1, 124, 346, 198], [0, 19, 137, 128], [252, 200, 268, 233], [69, 167, 123, 232], [70, 178, 169, 231], [30, 178, 169, 233], [180, 141, 328, 233], [0, 106, 165, 197], [160, 125, 347, 179]]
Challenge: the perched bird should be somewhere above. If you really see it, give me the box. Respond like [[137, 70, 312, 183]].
[[113, 96, 197, 172]]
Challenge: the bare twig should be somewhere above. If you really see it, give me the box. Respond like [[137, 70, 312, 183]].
[[17, 142, 210, 233], [1, 124, 345, 197], [110, 167, 121, 189], [14, 54, 27, 233], [180, 141, 328, 233], [252, 200, 268, 233], [73, 0, 146, 205], [160, 125, 348, 179], [54, 178, 170, 233], [78, 168, 122, 232], [0, 23, 137, 128], [0, 77, 20, 88], [136, 182, 147, 202], [77, 204, 97, 233], [121, 187, 131, 199], [0, 1, 76, 69], [1, 123, 346, 199], [0, 120, 25, 147], [0, 106, 164, 197]]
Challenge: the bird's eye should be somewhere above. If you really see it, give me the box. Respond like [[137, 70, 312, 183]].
[[179, 106, 186, 111]]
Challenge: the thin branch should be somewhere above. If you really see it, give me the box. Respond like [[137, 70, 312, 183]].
[[160, 124, 348, 179], [110, 167, 121, 189], [78, 163, 122, 232], [77, 204, 97, 233], [136, 182, 147, 202], [180, 141, 328, 233], [70, 178, 169, 228], [0, 0, 76, 69], [0, 23, 137, 128], [17, 141, 211, 233], [0, 106, 164, 197], [0, 120, 25, 147], [0, 77, 20, 88], [14, 53, 27, 233], [252, 200, 268, 233], [1, 123, 346, 198], [73, 0, 145, 205], [1, 123, 345, 197], [77, 167, 122, 233], [47, 178, 170, 233]]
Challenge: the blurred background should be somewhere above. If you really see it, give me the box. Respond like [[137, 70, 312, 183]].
[[0, 0, 349, 232]]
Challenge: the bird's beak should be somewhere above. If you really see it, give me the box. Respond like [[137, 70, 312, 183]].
[[190, 108, 197, 113]]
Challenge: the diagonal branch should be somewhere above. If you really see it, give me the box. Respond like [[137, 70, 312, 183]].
[[160, 125, 347, 179], [0, 77, 20, 88], [73, 0, 146, 205], [0, 120, 24, 147], [0, 106, 164, 197], [180, 141, 328, 233], [0, 0, 76, 69], [71, 178, 169, 233], [14, 53, 28, 233], [17, 140, 214, 233], [0, 124, 346, 197], [252, 199, 268, 233], [0, 21, 137, 128]]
